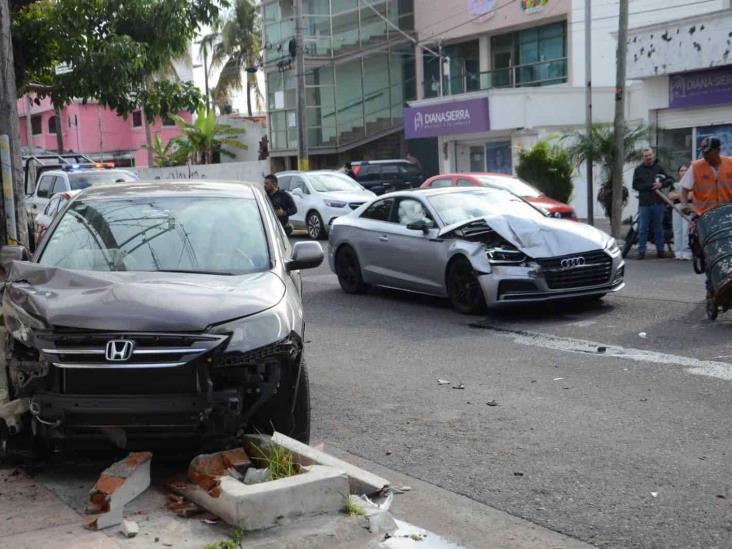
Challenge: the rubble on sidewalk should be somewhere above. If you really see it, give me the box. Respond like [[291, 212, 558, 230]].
[[121, 519, 139, 538], [84, 451, 151, 530], [187, 447, 250, 497]]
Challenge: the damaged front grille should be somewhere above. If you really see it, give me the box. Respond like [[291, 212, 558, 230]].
[[536, 250, 613, 290], [36, 333, 227, 369]]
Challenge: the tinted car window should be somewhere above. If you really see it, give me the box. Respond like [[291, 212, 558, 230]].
[[51, 176, 68, 195], [428, 178, 452, 188], [457, 179, 475, 187], [278, 176, 291, 191], [401, 164, 422, 177], [381, 165, 400, 176], [40, 197, 270, 275], [361, 198, 394, 222], [37, 176, 54, 198]]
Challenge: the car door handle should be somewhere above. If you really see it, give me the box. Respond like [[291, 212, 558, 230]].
[[378, 235, 389, 242]]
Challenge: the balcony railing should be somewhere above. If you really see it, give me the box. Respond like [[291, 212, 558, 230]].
[[423, 57, 568, 98]]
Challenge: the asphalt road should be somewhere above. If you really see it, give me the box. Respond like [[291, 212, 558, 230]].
[[303, 239, 732, 549]]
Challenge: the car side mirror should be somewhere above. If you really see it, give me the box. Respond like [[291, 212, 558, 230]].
[[286, 241, 324, 272], [406, 219, 434, 234]]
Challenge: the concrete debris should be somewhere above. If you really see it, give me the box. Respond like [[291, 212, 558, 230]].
[[638, 332, 648, 338], [451, 383, 465, 390], [121, 519, 139, 538], [166, 494, 204, 518], [651, 492, 658, 498], [486, 400, 498, 407], [188, 448, 250, 497], [244, 467, 270, 485], [245, 432, 390, 495], [85, 451, 151, 530], [436, 379, 450, 385]]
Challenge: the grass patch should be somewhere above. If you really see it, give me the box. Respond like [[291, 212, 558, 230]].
[[343, 497, 366, 517], [204, 528, 243, 549], [247, 442, 300, 481]]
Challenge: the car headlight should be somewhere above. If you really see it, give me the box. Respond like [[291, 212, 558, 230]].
[[486, 247, 528, 264], [324, 200, 347, 208], [550, 211, 563, 218], [605, 237, 620, 256], [210, 299, 296, 355]]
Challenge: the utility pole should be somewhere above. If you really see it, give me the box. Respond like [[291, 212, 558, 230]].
[[611, 0, 629, 238], [0, 0, 28, 246], [585, 0, 594, 226], [293, 0, 308, 171], [202, 42, 210, 113], [438, 42, 444, 97]]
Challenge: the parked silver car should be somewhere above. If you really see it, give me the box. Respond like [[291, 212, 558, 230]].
[[328, 187, 624, 313]]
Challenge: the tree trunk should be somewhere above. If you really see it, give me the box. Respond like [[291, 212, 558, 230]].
[[611, 0, 629, 239], [54, 107, 64, 153], [0, 0, 29, 247], [246, 80, 253, 117], [143, 114, 154, 167]]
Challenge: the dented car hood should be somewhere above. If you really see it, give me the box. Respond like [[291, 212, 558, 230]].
[[440, 214, 611, 258], [3, 262, 285, 332]]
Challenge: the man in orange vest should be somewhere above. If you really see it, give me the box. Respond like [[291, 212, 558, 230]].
[[680, 136, 732, 296]]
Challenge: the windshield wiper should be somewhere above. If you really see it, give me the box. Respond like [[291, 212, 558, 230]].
[[155, 269, 235, 276]]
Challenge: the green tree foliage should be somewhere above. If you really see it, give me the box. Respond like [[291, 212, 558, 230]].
[[210, 0, 262, 116], [516, 140, 574, 204], [11, 0, 223, 118], [171, 106, 248, 164], [145, 134, 186, 167]]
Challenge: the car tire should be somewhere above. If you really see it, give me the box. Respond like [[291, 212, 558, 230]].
[[335, 246, 368, 294], [306, 211, 326, 240], [250, 358, 311, 444], [447, 257, 487, 315]]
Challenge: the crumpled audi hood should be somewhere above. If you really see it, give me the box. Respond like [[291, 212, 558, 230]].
[[3, 262, 285, 332], [440, 214, 611, 258]]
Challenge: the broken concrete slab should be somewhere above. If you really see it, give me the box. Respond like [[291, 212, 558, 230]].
[[245, 432, 389, 495], [171, 464, 349, 531], [87, 452, 152, 515], [187, 447, 250, 497], [85, 506, 123, 530], [121, 519, 139, 538]]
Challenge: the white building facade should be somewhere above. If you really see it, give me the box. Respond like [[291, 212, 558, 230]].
[[408, 0, 731, 220]]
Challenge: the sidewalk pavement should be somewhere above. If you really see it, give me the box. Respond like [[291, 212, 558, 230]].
[[0, 446, 593, 549]]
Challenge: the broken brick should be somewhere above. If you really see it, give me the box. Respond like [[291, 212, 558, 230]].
[[86, 452, 152, 518], [187, 448, 250, 497], [166, 494, 205, 518]]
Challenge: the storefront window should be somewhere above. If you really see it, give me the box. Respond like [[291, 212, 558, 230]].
[[486, 142, 512, 174], [658, 128, 693, 170]]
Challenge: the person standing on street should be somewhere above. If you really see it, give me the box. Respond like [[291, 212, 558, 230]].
[[680, 137, 732, 295], [343, 162, 357, 180], [669, 164, 692, 260], [632, 147, 673, 259], [264, 174, 297, 234]]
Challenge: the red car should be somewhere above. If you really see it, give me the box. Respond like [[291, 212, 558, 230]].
[[420, 173, 577, 220]]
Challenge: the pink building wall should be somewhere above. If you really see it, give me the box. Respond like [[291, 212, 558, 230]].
[[18, 96, 193, 167]]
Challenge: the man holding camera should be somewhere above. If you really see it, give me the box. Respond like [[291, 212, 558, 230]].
[[632, 147, 673, 259]]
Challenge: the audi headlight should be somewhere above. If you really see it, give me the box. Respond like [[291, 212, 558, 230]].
[[605, 237, 620, 256], [486, 247, 528, 264], [210, 299, 295, 355], [324, 200, 347, 208]]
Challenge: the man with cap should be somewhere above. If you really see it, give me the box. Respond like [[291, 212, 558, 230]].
[[680, 136, 732, 295]]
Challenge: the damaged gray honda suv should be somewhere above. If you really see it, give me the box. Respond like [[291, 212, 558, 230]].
[[0, 181, 323, 455]]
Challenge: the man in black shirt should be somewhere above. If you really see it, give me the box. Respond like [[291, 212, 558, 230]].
[[632, 148, 673, 259], [264, 174, 297, 234]]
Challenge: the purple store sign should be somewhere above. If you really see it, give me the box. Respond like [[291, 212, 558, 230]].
[[669, 65, 732, 109], [405, 98, 490, 139]]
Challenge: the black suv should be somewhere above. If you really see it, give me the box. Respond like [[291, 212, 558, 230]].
[[0, 181, 324, 454], [352, 160, 426, 195]]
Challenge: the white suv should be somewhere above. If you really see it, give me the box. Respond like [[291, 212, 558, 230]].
[[276, 170, 376, 240], [26, 166, 138, 222]]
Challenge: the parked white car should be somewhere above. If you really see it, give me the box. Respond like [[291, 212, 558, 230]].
[[32, 190, 81, 246], [275, 170, 376, 239]]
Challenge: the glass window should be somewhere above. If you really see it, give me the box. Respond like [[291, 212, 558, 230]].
[[396, 198, 432, 226], [332, 10, 360, 54], [48, 116, 57, 135], [68, 171, 137, 190], [309, 173, 363, 192], [277, 176, 291, 191], [428, 189, 543, 226], [132, 111, 143, 128], [290, 176, 308, 194], [360, 0, 387, 46], [31, 115, 42, 135], [428, 178, 452, 188], [361, 198, 394, 221], [44, 195, 62, 216], [36, 176, 54, 198], [457, 179, 476, 187], [381, 165, 400, 176], [40, 197, 271, 275], [51, 176, 68, 195]]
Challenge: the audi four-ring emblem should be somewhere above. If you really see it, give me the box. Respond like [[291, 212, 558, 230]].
[[560, 256, 585, 269]]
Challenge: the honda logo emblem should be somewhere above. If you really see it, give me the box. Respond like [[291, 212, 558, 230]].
[[105, 340, 134, 362], [560, 256, 586, 269]]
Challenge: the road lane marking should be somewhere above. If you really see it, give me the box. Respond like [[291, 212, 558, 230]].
[[469, 324, 732, 381]]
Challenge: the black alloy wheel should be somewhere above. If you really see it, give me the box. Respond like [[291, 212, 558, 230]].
[[447, 257, 487, 315], [335, 246, 368, 294]]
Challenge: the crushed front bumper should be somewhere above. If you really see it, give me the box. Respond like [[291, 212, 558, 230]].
[[479, 254, 625, 307]]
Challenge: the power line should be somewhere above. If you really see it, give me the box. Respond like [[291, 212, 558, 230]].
[[570, 0, 716, 25]]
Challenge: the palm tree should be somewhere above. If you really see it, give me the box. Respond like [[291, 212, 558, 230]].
[[145, 133, 186, 167], [171, 106, 248, 164], [563, 123, 650, 220], [210, 0, 262, 116]]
